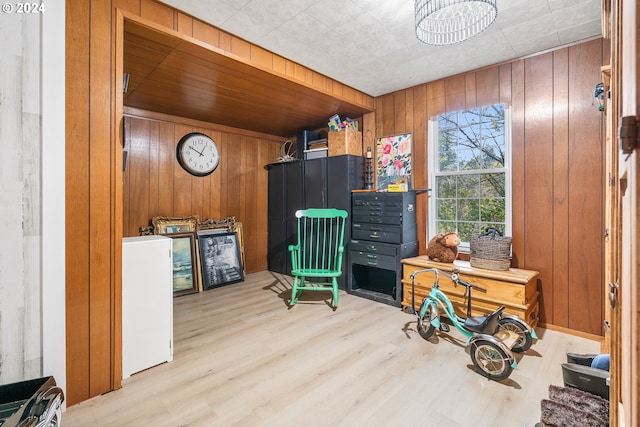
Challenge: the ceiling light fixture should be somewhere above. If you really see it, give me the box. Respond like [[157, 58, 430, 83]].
[[415, 0, 498, 46]]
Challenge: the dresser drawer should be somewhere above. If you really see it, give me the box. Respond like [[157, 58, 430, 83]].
[[352, 222, 401, 233], [352, 228, 402, 244], [351, 251, 397, 270], [352, 202, 405, 215], [352, 193, 406, 205], [352, 221, 414, 245], [350, 240, 400, 270], [350, 241, 398, 256], [352, 210, 403, 225]]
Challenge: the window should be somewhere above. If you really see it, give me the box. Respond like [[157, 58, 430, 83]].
[[428, 104, 511, 250]]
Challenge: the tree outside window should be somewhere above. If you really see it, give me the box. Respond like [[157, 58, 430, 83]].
[[429, 104, 511, 247]]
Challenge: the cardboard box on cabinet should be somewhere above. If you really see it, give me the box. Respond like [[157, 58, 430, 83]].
[[328, 129, 362, 157]]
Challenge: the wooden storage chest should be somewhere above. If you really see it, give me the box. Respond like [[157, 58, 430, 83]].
[[401, 256, 539, 327]]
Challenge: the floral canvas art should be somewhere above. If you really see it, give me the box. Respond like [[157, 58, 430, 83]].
[[376, 133, 412, 190]]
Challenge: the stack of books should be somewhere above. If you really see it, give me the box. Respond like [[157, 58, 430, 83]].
[[304, 138, 328, 160]]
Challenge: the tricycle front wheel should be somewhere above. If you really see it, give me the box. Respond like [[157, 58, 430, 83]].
[[417, 301, 437, 340]]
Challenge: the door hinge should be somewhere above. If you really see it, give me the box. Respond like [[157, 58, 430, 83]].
[[609, 281, 619, 309], [619, 115, 639, 154]]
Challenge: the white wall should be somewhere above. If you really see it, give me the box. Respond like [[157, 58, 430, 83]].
[[0, 8, 42, 383], [0, 2, 66, 396], [42, 3, 66, 399]]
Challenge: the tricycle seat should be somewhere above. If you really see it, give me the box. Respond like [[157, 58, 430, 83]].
[[464, 305, 505, 334]]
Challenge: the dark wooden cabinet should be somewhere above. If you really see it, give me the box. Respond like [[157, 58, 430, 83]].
[[348, 191, 419, 306], [303, 158, 326, 209], [267, 155, 364, 289], [267, 161, 302, 275]]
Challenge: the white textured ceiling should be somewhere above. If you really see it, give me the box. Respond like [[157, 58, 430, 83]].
[[158, 0, 603, 97]]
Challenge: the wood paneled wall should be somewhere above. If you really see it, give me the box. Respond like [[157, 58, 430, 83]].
[[122, 110, 283, 273], [66, 0, 115, 406], [374, 39, 607, 337], [65, 0, 373, 407]]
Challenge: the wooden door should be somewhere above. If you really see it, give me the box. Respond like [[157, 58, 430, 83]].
[[618, 153, 637, 427], [304, 158, 328, 209], [609, 0, 639, 425]]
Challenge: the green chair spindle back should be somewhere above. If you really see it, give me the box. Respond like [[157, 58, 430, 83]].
[[288, 208, 348, 309]]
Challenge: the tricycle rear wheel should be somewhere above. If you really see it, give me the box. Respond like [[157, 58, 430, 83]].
[[497, 318, 533, 353], [470, 339, 513, 380]]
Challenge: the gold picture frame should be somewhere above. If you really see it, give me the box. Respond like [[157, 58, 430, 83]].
[[231, 222, 246, 276], [198, 216, 236, 231], [152, 215, 200, 234], [152, 215, 202, 292]]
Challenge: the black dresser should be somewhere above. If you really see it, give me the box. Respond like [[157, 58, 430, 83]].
[[348, 191, 419, 306]]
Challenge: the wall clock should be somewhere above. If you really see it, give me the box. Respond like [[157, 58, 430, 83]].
[[176, 132, 220, 176]]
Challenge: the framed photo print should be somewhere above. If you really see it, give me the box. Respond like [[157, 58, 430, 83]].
[[198, 216, 246, 276], [197, 231, 244, 290], [167, 232, 198, 297], [376, 133, 412, 191]]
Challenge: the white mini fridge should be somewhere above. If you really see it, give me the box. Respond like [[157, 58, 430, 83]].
[[122, 235, 173, 379]]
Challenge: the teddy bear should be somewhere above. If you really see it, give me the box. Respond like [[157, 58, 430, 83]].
[[427, 232, 461, 263]]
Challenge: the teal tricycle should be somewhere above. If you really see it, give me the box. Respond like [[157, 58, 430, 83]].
[[410, 267, 538, 380]]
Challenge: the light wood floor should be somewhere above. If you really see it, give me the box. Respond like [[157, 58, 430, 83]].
[[62, 270, 600, 427]]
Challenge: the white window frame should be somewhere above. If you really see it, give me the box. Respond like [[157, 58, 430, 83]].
[[427, 104, 513, 253]]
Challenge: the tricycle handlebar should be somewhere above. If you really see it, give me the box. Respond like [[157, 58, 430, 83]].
[[411, 267, 486, 293]]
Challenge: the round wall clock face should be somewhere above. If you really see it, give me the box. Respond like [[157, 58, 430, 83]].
[[176, 132, 220, 176]]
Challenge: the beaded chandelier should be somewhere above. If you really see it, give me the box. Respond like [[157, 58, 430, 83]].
[[415, 0, 498, 46]]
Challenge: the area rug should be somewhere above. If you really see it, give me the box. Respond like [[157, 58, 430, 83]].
[[540, 385, 609, 427]]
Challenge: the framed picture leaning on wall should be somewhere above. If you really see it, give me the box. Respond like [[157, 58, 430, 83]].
[[152, 215, 199, 234], [153, 215, 202, 291], [230, 222, 246, 276], [166, 232, 199, 297], [197, 230, 244, 290], [198, 216, 246, 276]]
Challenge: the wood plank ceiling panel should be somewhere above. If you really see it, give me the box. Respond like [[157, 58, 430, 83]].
[[123, 19, 372, 137]]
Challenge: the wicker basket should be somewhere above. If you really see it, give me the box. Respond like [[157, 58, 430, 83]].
[[469, 228, 512, 271]]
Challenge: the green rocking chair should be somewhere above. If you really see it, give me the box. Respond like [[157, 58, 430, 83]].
[[288, 208, 348, 309]]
